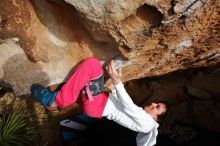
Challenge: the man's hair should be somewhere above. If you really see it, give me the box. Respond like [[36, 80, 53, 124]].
[[157, 101, 169, 122], [141, 99, 169, 122]]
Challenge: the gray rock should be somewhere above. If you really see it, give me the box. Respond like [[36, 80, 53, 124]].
[[186, 84, 212, 100]]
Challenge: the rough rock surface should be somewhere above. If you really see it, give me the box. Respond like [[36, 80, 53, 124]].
[[1, 0, 220, 143], [0, 0, 219, 96], [0, 0, 119, 95]]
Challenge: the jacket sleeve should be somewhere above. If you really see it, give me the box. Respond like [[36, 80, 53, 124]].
[[114, 82, 155, 133], [136, 125, 158, 146]]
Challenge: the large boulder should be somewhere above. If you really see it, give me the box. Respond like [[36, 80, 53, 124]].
[[0, 0, 219, 95]]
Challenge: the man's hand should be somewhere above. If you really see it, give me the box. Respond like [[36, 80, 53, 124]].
[[106, 60, 122, 85]]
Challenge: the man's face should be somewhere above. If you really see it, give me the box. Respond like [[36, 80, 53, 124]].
[[144, 102, 167, 121]]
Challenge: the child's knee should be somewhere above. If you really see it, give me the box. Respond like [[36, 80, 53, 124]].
[[84, 57, 99, 64], [83, 57, 102, 69]]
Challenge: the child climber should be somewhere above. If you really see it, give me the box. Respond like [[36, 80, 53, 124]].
[[31, 57, 167, 146]]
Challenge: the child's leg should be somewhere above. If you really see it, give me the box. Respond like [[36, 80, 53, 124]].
[[31, 84, 57, 107], [31, 57, 103, 109], [54, 57, 103, 108]]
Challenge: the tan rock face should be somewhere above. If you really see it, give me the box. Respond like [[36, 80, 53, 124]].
[[0, 0, 219, 96], [64, 0, 220, 81], [0, 0, 119, 95]]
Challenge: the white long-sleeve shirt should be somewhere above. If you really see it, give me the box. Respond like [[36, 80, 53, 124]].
[[102, 82, 159, 146]]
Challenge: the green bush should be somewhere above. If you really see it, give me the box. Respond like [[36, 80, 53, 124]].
[[0, 105, 39, 146]]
